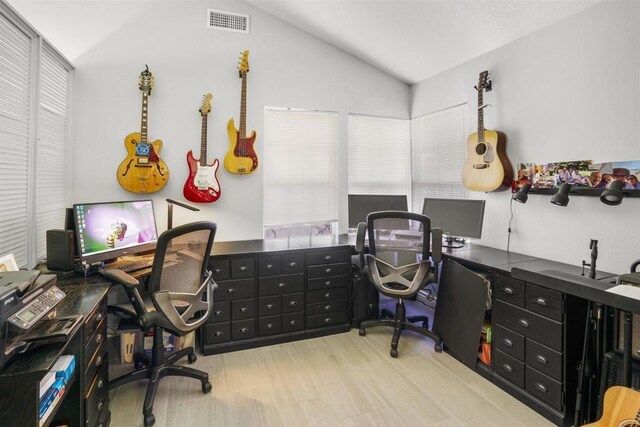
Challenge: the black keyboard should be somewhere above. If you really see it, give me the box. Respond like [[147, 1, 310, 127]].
[[104, 258, 154, 273]]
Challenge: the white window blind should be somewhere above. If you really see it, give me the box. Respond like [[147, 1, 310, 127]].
[[411, 104, 468, 211], [263, 109, 338, 226], [36, 45, 71, 259], [348, 114, 411, 197], [0, 12, 32, 268]]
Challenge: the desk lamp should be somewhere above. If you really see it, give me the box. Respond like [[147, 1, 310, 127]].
[[166, 198, 200, 230], [512, 183, 531, 204], [600, 180, 624, 206], [550, 183, 571, 207]]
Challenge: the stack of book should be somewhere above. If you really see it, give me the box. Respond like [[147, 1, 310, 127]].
[[39, 354, 75, 426]]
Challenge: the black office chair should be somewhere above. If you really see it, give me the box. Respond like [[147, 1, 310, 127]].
[[103, 221, 217, 427], [356, 211, 443, 357]]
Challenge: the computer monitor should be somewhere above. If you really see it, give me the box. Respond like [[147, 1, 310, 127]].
[[421, 198, 485, 243], [348, 194, 408, 229], [73, 200, 159, 264]]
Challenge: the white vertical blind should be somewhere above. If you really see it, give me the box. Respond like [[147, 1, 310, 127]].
[[348, 114, 411, 197], [35, 45, 71, 259], [263, 109, 338, 226], [411, 104, 468, 211], [0, 13, 32, 267]]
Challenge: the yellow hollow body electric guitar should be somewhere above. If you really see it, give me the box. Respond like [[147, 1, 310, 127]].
[[117, 66, 169, 193], [462, 70, 513, 192], [224, 50, 258, 174], [583, 386, 640, 427]]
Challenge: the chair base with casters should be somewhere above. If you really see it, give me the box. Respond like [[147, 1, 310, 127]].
[[359, 299, 442, 358], [109, 326, 212, 427]]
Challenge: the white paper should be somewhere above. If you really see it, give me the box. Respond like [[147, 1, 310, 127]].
[[605, 284, 640, 301]]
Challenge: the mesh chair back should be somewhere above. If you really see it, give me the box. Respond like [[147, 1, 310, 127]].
[[367, 211, 431, 268]]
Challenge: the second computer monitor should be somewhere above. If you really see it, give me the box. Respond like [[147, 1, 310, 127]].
[[421, 198, 485, 239], [348, 194, 408, 229]]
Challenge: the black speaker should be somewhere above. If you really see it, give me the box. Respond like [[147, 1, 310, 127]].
[[46, 229, 75, 271]]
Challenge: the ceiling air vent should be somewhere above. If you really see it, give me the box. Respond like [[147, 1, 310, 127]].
[[207, 9, 250, 34]]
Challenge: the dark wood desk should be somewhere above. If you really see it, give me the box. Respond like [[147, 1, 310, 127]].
[[0, 277, 110, 427]]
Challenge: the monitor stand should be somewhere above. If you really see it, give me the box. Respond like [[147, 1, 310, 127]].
[[442, 235, 465, 249]]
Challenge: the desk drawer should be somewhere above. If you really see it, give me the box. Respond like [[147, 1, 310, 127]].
[[207, 301, 230, 323], [526, 339, 563, 381], [259, 256, 282, 277], [259, 296, 281, 316], [210, 259, 230, 280], [85, 360, 109, 426], [84, 317, 106, 369], [494, 300, 562, 351], [281, 253, 304, 274], [308, 275, 351, 291], [282, 293, 304, 314], [308, 263, 350, 279], [231, 258, 255, 279], [307, 311, 348, 329], [308, 287, 348, 303], [494, 348, 525, 388], [259, 274, 304, 296], [494, 274, 525, 307], [216, 278, 254, 301], [526, 284, 563, 321], [307, 250, 349, 266], [204, 322, 230, 344], [232, 319, 255, 341], [231, 298, 255, 320], [259, 315, 281, 336], [282, 312, 304, 333], [307, 299, 348, 317], [525, 366, 563, 411], [84, 339, 108, 394], [494, 324, 525, 362], [84, 298, 107, 344]]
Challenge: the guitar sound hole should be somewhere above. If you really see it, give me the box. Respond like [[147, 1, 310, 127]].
[[475, 143, 487, 155]]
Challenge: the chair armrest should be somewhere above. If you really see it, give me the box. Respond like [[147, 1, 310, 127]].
[[355, 222, 367, 254], [101, 269, 139, 288], [431, 227, 443, 282]]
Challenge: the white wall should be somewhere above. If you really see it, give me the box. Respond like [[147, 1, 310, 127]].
[[411, 1, 640, 274], [67, 1, 409, 241]]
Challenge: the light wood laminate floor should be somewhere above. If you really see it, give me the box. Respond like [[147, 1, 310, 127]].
[[109, 328, 554, 426]]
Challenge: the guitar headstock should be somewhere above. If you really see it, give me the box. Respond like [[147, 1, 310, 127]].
[[139, 65, 154, 95], [475, 70, 490, 92], [199, 93, 213, 115], [238, 50, 250, 77]]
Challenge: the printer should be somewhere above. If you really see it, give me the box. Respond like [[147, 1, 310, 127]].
[[0, 271, 66, 369]]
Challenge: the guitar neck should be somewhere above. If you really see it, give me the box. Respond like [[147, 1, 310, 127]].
[[239, 73, 247, 138], [200, 113, 208, 166], [140, 93, 149, 143], [477, 85, 484, 142]]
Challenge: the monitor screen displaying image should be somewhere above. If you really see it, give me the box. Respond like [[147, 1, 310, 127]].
[[348, 194, 408, 229], [73, 200, 158, 263], [421, 198, 485, 239]]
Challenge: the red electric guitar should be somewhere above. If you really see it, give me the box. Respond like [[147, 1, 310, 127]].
[[183, 93, 221, 203]]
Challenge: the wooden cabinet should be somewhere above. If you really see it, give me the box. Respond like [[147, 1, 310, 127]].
[[199, 246, 352, 355]]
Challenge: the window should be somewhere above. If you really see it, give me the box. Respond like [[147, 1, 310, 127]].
[[263, 108, 338, 236], [411, 104, 468, 211], [0, 5, 72, 268], [348, 114, 411, 197]]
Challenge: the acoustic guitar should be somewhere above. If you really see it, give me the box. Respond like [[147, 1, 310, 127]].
[[183, 93, 221, 203], [116, 66, 169, 193], [224, 50, 258, 174], [462, 70, 513, 192], [583, 386, 640, 427]]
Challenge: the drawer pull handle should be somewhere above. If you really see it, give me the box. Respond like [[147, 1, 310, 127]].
[[535, 297, 549, 307], [96, 333, 104, 344], [266, 304, 274, 309], [504, 287, 514, 295], [535, 383, 548, 393], [325, 268, 332, 274], [239, 266, 248, 271], [214, 268, 222, 274], [267, 323, 274, 329], [214, 331, 224, 337], [95, 312, 103, 323], [98, 378, 105, 389], [289, 262, 297, 267], [503, 338, 513, 347], [325, 255, 332, 261], [240, 307, 248, 312], [290, 320, 297, 325], [502, 364, 513, 373], [227, 288, 236, 294], [518, 319, 530, 328], [325, 280, 332, 286], [290, 301, 297, 306], [97, 398, 104, 411], [324, 305, 332, 311], [324, 317, 333, 323], [240, 327, 249, 333], [536, 354, 548, 364], [214, 310, 223, 316], [278, 283, 286, 288], [324, 293, 332, 298], [96, 355, 104, 367]]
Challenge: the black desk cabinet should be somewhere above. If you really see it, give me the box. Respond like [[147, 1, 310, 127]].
[[0, 282, 111, 427], [491, 273, 587, 427], [199, 246, 352, 355]]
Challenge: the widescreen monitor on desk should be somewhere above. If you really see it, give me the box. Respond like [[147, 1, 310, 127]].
[[422, 198, 485, 247], [348, 194, 409, 230]]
